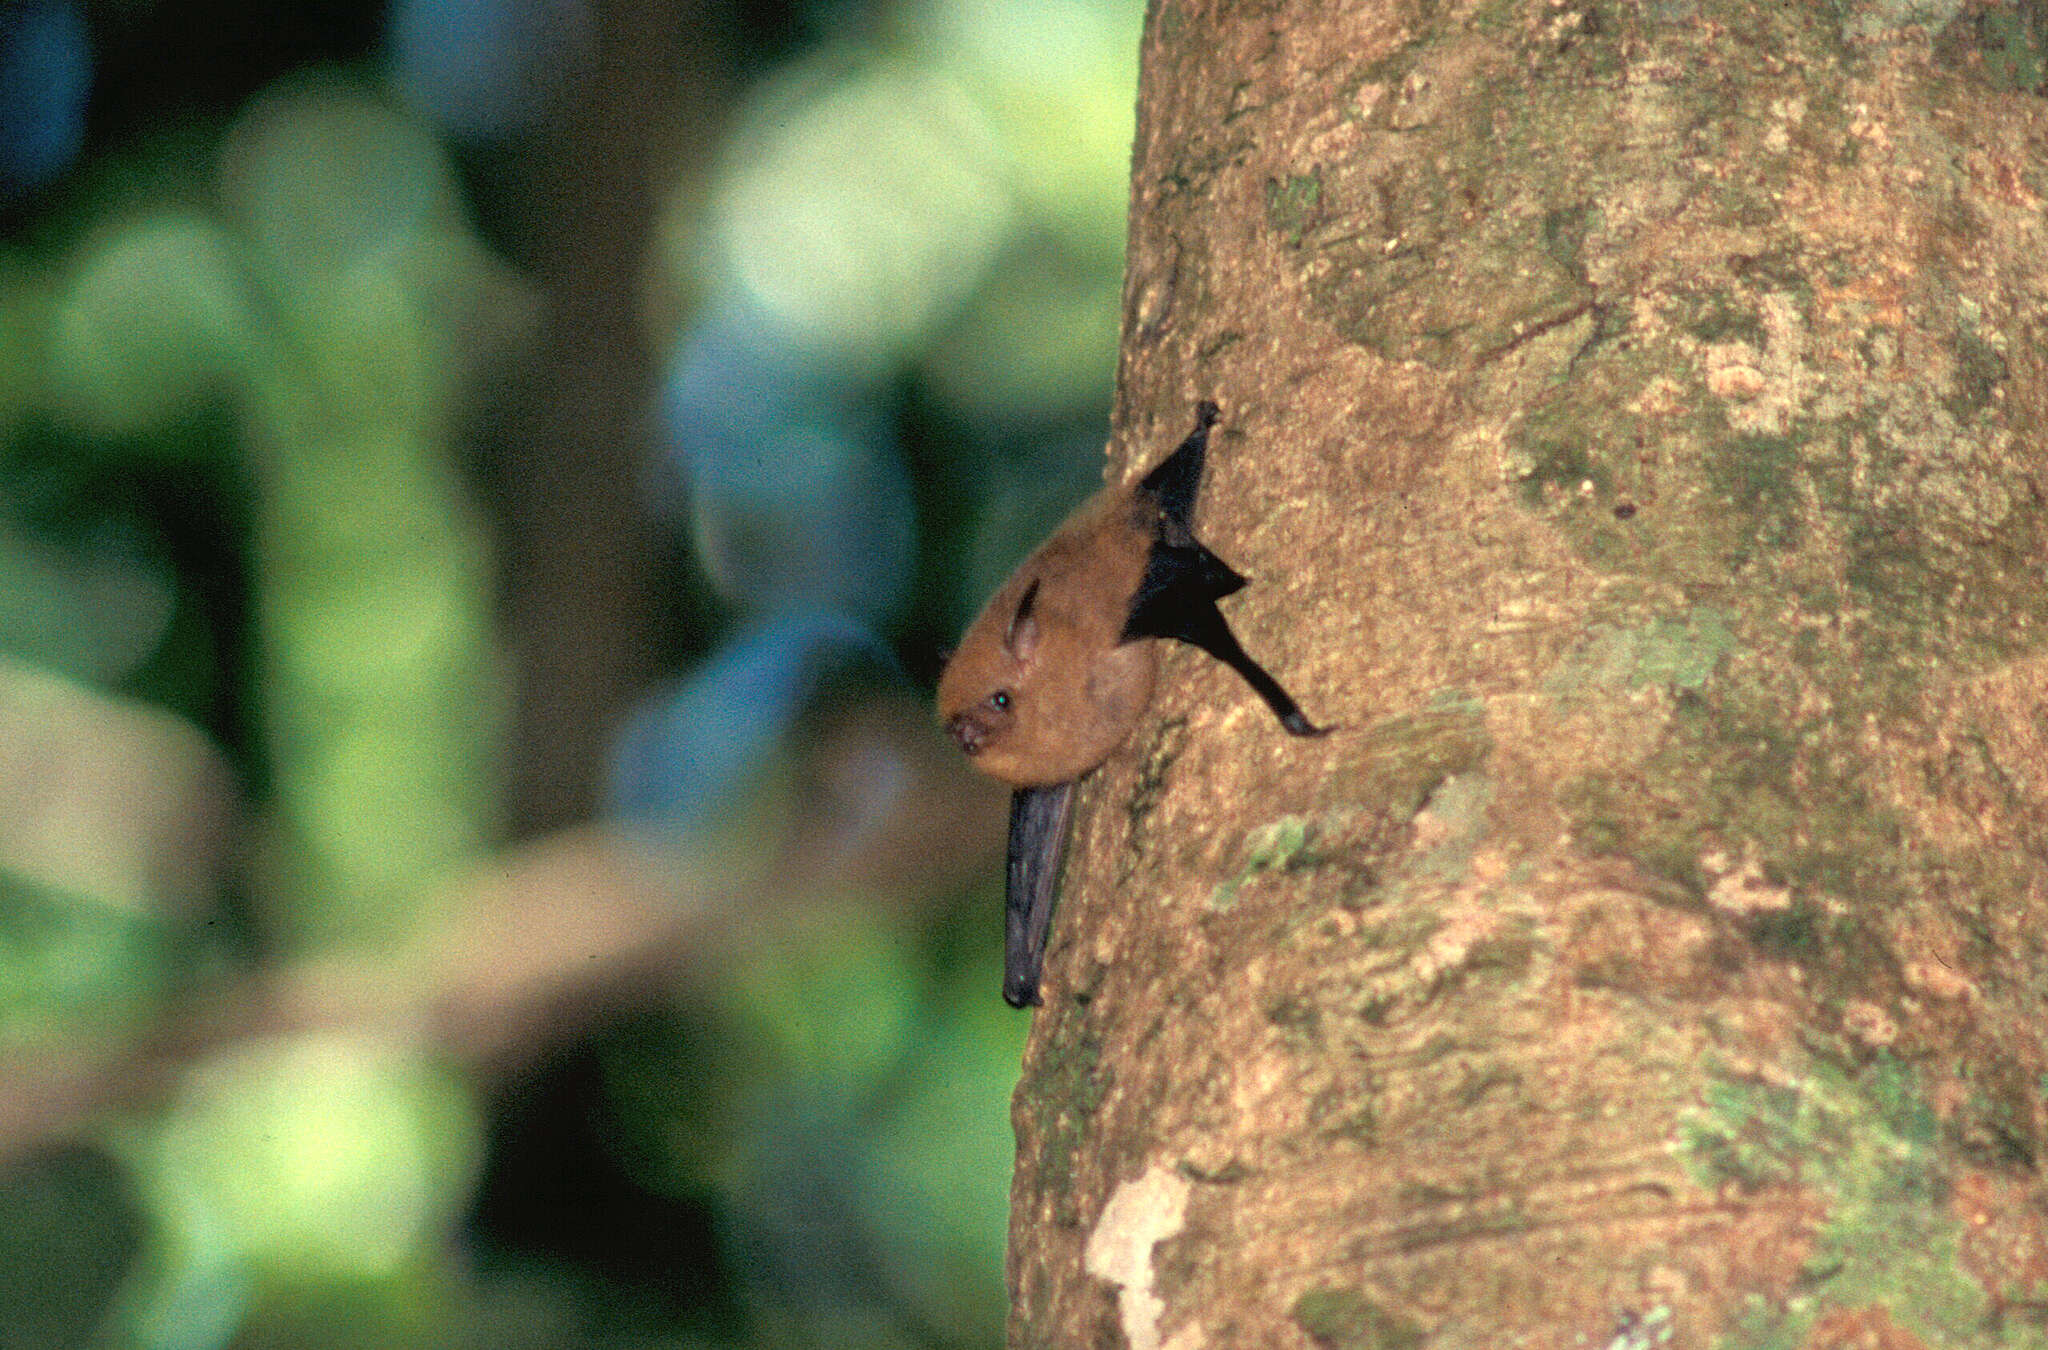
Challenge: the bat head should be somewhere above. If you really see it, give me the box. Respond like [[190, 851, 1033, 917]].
[[937, 571, 1156, 787], [939, 577, 1040, 763]]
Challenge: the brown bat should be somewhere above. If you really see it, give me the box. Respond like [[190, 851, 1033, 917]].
[[938, 401, 1326, 1006]]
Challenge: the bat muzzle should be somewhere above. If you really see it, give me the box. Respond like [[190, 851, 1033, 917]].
[[944, 712, 989, 756]]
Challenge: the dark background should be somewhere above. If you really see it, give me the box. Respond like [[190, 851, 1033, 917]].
[[0, 0, 1139, 1344]]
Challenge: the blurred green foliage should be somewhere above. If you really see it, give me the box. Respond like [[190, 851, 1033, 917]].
[[0, 0, 1141, 1345]]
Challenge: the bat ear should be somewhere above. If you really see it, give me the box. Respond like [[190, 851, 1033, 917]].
[[1005, 578, 1042, 661]]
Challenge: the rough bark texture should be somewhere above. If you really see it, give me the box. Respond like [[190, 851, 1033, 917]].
[[1009, 1, 2048, 1345]]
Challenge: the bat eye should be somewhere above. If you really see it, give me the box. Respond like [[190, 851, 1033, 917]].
[[990, 690, 1012, 711]]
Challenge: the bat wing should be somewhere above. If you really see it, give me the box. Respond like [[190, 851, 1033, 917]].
[[1128, 402, 1247, 623], [1123, 523, 1327, 739], [1125, 540, 1246, 631], [1004, 780, 1078, 1007], [1138, 400, 1219, 528]]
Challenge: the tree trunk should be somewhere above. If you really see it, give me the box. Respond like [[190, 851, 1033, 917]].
[[1008, 1, 2048, 1344]]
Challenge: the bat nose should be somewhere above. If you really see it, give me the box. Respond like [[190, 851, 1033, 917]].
[[945, 713, 985, 756]]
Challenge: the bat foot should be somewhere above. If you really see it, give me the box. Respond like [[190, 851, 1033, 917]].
[[1281, 710, 1334, 737]]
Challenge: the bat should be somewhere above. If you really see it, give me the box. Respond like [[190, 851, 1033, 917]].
[[938, 401, 1326, 1007]]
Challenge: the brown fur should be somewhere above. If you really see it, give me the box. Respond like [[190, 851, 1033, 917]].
[[938, 489, 1164, 787]]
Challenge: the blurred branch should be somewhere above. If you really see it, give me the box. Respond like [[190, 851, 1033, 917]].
[[0, 826, 701, 1166], [0, 688, 1008, 1168]]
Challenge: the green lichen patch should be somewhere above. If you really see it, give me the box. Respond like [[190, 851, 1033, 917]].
[[1840, 502, 2048, 674], [1455, 927, 1540, 984], [1611, 1305, 1677, 1350], [1510, 353, 1815, 584], [1406, 772, 1493, 886], [1350, 692, 1492, 822], [1312, 202, 1595, 369], [1705, 432, 1806, 559], [1636, 609, 1739, 690], [1291, 1286, 1427, 1350], [1301, 30, 1613, 368], [1514, 278, 2048, 684], [1265, 172, 1325, 248], [1211, 814, 1314, 910], [1936, 1, 2048, 93], [1681, 288, 1771, 348], [1462, 41, 2048, 683], [1541, 201, 1597, 276], [1560, 685, 1911, 956], [1017, 1019, 1111, 1228], [1513, 426, 1610, 508], [1945, 325, 2010, 421], [1545, 606, 1738, 700], [1262, 992, 1320, 1034], [1682, 1057, 2015, 1348], [1294, 0, 1858, 371], [1948, 1057, 2043, 1172], [1843, 0, 1971, 44]]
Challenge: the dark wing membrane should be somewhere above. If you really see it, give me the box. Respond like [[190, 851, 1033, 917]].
[[1144, 592, 1327, 737], [1004, 781, 1078, 1007], [1137, 401, 1219, 529], [1122, 539, 1247, 643], [1123, 541, 1327, 740]]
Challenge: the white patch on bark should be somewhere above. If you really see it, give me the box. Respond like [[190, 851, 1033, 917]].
[[1083, 1165, 1192, 1350]]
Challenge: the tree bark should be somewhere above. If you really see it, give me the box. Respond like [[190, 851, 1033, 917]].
[[1009, 1, 2048, 1345]]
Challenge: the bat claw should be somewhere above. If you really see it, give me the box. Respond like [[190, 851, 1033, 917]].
[[1282, 711, 1333, 737]]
